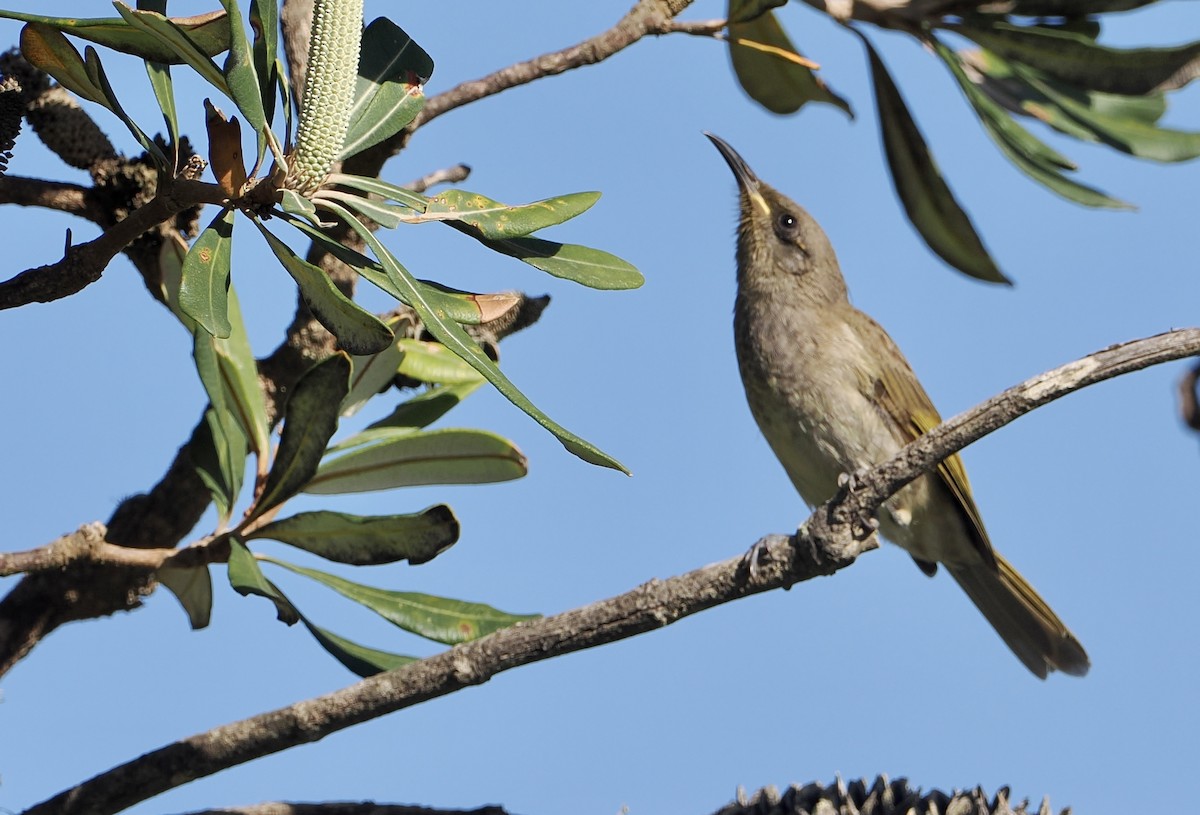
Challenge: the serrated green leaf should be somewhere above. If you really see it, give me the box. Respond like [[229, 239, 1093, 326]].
[[368, 382, 483, 431], [292, 202, 628, 472], [396, 339, 486, 385], [300, 619, 416, 677], [1, 9, 230, 63], [158, 563, 213, 629], [218, 0, 266, 140], [339, 17, 432, 160], [253, 220, 394, 354], [180, 208, 236, 338], [113, 2, 230, 95], [306, 427, 527, 494], [263, 556, 539, 644], [227, 538, 299, 624], [727, 3, 852, 116], [424, 189, 601, 239], [933, 39, 1133, 210], [956, 19, 1200, 95], [19, 23, 108, 106], [249, 505, 459, 565], [251, 353, 351, 517], [453, 228, 645, 290], [863, 38, 1006, 283]]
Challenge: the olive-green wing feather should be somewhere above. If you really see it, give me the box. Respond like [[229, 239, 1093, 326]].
[[853, 312, 996, 569]]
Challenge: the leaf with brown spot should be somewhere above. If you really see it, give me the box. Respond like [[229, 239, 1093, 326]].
[[262, 556, 539, 644]]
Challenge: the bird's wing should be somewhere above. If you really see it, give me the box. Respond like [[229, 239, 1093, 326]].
[[853, 312, 997, 570]]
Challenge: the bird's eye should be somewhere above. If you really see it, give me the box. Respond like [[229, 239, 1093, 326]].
[[774, 212, 798, 238]]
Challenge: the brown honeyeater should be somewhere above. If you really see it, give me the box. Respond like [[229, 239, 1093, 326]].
[[707, 132, 1088, 678]]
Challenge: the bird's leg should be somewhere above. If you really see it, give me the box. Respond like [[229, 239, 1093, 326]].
[[837, 467, 881, 542]]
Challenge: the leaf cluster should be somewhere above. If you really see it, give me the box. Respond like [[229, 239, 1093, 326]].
[[5, 1, 643, 674], [725, 0, 1200, 282]]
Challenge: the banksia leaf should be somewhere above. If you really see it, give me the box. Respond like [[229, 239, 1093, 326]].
[[285, 0, 363, 193]]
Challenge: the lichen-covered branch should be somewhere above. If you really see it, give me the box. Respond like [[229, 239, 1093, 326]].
[[23, 328, 1200, 815]]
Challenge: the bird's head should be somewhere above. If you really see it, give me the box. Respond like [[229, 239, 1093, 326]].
[[706, 132, 847, 305]]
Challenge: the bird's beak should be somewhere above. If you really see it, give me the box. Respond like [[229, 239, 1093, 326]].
[[705, 132, 771, 219]]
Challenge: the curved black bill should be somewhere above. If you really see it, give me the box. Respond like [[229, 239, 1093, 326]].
[[704, 131, 759, 194]]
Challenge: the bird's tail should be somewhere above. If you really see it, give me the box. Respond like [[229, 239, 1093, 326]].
[[947, 554, 1089, 679]]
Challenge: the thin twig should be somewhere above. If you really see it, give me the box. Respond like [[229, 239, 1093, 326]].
[[24, 327, 1200, 815], [404, 163, 472, 194], [412, 0, 696, 133], [666, 17, 725, 36]]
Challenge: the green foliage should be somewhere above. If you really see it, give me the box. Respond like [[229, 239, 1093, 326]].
[[158, 563, 214, 630], [0, 8, 231, 64], [726, 0, 851, 116], [307, 427, 528, 494], [263, 557, 539, 645], [863, 39, 1006, 284], [722, 0, 1198, 281], [179, 208, 235, 338], [13, 2, 636, 469], [302, 622, 416, 677], [339, 16, 432, 159], [312, 200, 629, 472], [251, 352, 351, 519], [248, 506, 460, 566], [254, 221, 395, 355]]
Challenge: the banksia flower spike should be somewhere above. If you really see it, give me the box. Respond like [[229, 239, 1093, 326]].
[[285, 0, 363, 194]]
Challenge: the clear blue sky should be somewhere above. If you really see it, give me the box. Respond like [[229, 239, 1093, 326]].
[[4, 1, 1200, 813]]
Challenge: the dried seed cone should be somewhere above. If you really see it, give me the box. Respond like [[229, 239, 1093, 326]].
[[285, 0, 363, 194]]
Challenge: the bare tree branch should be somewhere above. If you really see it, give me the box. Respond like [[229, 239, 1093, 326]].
[[0, 178, 224, 309], [23, 328, 1200, 815], [0, 175, 95, 216], [414, 0, 695, 130], [0, 523, 230, 579]]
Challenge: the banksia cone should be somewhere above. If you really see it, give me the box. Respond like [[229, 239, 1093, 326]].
[[285, 0, 362, 194]]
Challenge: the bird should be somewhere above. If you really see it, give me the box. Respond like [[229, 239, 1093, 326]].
[[706, 132, 1089, 678]]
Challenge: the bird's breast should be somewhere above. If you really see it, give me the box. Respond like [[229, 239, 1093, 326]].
[[733, 297, 906, 509]]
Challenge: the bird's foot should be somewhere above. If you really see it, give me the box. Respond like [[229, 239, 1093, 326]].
[[836, 468, 880, 542], [853, 515, 880, 542], [837, 466, 872, 493], [742, 533, 792, 581]]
